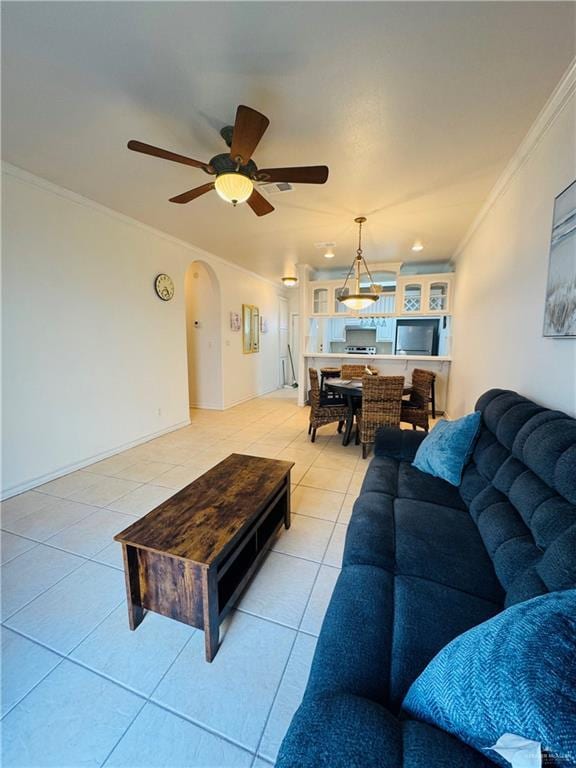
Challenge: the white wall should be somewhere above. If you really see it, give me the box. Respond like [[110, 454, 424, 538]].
[[2, 166, 285, 497], [448, 69, 576, 418]]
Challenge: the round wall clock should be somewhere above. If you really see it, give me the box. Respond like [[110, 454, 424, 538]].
[[154, 273, 175, 301]]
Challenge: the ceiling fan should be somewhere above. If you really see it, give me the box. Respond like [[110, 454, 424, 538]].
[[128, 105, 329, 217]]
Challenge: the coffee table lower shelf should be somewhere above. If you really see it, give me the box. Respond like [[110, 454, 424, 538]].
[[116, 471, 291, 662]]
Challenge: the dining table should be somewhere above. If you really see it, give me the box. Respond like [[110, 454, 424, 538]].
[[325, 378, 413, 446], [324, 379, 364, 446]]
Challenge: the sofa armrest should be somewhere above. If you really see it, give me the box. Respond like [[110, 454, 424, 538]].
[[374, 426, 427, 462]]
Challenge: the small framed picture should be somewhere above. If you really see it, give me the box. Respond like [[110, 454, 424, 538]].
[[230, 312, 241, 332]]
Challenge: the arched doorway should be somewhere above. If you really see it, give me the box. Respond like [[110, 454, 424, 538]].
[[184, 260, 223, 410]]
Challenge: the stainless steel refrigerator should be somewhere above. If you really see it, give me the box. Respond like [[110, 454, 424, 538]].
[[394, 319, 439, 356]]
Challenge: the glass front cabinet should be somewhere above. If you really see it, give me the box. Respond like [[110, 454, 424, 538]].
[[309, 274, 453, 317], [397, 275, 453, 315]]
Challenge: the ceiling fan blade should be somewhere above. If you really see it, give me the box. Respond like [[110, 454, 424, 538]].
[[169, 183, 215, 204], [128, 140, 212, 172], [256, 166, 329, 184], [230, 105, 270, 165], [246, 189, 274, 217]]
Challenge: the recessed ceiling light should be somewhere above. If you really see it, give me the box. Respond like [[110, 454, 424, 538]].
[[323, 250, 335, 259], [412, 241, 424, 252], [281, 276, 298, 287]]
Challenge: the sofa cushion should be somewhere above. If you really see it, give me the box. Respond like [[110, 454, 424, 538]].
[[361, 456, 398, 496], [394, 499, 503, 603], [402, 590, 576, 768], [306, 565, 395, 705], [374, 426, 427, 462], [397, 462, 467, 511], [276, 693, 403, 768], [343, 493, 395, 570], [276, 693, 493, 768], [390, 576, 500, 709]]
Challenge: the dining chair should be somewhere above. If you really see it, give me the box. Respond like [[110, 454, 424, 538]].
[[341, 363, 379, 379], [401, 368, 436, 431], [320, 366, 342, 399], [356, 375, 405, 458], [308, 368, 348, 443]]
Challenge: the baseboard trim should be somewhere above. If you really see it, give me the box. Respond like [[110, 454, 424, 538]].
[[1, 418, 191, 500], [223, 387, 282, 410]]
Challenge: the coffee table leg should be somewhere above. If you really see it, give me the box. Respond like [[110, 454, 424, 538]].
[[202, 569, 220, 662], [121, 544, 145, 630], [285, 477, 291, 530]]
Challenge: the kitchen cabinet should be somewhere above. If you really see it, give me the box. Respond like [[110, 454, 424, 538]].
[[310, 281, 398, 317], [397, 274, 453, 315], [310, 284, 331, 315]]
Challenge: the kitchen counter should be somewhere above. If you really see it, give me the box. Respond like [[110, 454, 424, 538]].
[[303, 352, 451, 361], [299, 353, 451, 411]]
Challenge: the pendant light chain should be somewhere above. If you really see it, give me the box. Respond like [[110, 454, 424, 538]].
[[336, 216, 381, 309]]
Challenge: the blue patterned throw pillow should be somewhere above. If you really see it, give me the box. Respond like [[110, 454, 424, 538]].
[[412, 411, 481, 486], [402, 590, 576, 767]]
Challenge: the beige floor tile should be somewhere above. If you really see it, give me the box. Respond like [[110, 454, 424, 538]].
[[106, 484, 174, 516], [152, 465, 206, 490], [323, 523, 348, 568], [312, 451, 359, 471], [84, 453, 139, 477], [36, 470, 98, 499], [291, 486, 344, 522], [112, 461, 176, 483], [300, 466, 353, 494], [67, 477, 141, 507], [347, 470, 367, 495], [1, 491, 54, 526], [337, 493, 357, 524], [272, 514, 334, 562]]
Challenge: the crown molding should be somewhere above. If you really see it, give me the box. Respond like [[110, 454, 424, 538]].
[[452, 57, 576, 262], [1, 162, 284, 290]]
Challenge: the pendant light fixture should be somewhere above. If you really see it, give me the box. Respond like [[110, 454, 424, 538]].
[[336, 217, 381, 310]]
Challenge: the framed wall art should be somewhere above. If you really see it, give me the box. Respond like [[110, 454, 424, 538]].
[[543, 179, 576, 338]]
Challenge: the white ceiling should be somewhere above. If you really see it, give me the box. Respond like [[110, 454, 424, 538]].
[[2, 2, 575, 280]]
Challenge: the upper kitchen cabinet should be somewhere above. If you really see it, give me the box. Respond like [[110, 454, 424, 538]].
[[397, 274, 453, 315], [309, 277, 398, 317], [310, 283, 332, 315]]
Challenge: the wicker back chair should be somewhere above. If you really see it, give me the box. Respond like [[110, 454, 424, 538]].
[[308, 368, 348, 443], [341, 364, 379, 379], [401, 368, 436, 431], [356, 375, 405, 458]]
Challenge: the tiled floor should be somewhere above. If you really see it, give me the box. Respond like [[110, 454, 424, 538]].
[[1, 390, 373, 768]]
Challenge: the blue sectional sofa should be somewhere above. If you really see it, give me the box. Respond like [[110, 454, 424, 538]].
[[277, 389, 576, 767]]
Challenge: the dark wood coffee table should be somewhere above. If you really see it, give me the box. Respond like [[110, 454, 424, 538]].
[[114, 453, 294, 662]]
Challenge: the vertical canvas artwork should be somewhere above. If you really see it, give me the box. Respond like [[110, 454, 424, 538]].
[[543, 180, 576, 338]]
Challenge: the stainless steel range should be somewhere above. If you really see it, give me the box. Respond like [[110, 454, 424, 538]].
[[344, 346, 377, 355]]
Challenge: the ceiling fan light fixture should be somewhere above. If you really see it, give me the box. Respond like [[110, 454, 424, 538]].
[[214, 172, 254, 205], [281, 276, 298, 287], [337, 217, 382, 310]]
